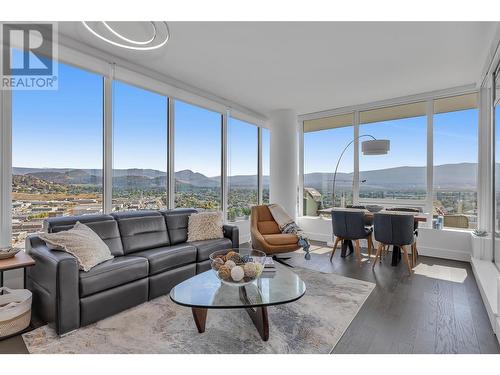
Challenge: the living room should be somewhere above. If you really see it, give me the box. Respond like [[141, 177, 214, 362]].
[[1, 0, 500, 372]]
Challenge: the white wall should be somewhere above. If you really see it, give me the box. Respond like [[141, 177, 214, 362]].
[[297, 216, 472, 261]]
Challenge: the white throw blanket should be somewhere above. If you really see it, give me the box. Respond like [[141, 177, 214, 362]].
[[267, 204, 294, 230]]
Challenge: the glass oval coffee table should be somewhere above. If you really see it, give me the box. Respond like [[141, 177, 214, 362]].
[[170, 262, 306, 341]]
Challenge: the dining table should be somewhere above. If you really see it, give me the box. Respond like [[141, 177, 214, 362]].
[[318, 208, 428, 266]]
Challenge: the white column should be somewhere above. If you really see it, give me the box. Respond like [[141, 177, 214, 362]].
[[269, 109, 299, 219], [478, 85, 492, 234]]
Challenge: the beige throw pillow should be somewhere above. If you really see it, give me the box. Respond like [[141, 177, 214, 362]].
[[187, 211, 224, 242], [39, 222, 114, 272]]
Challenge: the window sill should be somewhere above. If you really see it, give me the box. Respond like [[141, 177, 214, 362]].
[[227, 218, 250, 224], [426, 227, 474, 234]]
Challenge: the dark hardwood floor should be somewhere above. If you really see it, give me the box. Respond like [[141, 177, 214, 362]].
[[1, 241, 498, 354], [287, 242, 500, 354]]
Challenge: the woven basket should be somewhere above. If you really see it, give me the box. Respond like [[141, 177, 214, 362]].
[[0, 288, 32, 338]]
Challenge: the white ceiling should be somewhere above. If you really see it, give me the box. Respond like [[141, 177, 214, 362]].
[[59, 22, 498, 117]]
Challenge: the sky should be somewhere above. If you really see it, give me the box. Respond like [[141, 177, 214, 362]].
[[12, 60, 268, 177], [304, 109, 479, 174], [12, 58, 478, 177]]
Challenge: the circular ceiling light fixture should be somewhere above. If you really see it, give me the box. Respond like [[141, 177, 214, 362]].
[[82, 21, 170, 51]]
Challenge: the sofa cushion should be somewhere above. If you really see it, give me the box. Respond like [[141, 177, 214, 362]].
[[190, 238, 233, 262], [257, 220, 280, 235], [263, 234, 299, 246], [112, 211, 170, 254], [40, 222, 114, 272], [187, 211, 224, 242], [133, 244, 197, 275], [79, 256, 148, 297], [44, 215, 124, 256], [161, 208, 198, 245]]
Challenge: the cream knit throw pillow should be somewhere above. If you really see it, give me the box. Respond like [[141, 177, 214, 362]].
[[39, 222, 114, 272], [187, 211, 224, 242]]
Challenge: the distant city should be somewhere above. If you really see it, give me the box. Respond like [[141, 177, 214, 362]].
[[11, 162, 481, 247], [11, 167, 269, 247]]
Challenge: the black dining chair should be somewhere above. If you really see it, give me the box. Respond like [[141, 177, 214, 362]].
[[385, 207, 420, 263], [372, 213, 415, 275], [331, 209, 373, 266], [346, 205, 373, 226]]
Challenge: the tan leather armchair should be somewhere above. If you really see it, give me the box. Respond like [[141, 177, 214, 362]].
[[251, 205, 300, 255]]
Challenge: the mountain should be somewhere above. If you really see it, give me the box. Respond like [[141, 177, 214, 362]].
[[12, 174, 68, 194], [176, 170, 219, 188], [12, 163, 479, 191], [304, 163, 478, 191]]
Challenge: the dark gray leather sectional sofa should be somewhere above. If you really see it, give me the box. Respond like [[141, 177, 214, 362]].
[[25, 208, 239, 335]]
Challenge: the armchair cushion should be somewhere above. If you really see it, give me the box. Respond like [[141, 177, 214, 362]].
[[257, 220, 280, 234], [263, 233, 299, 246]]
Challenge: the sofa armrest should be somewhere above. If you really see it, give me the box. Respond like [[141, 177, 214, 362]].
[[26, 234, 80, 335], [223, 224, 239, 248]]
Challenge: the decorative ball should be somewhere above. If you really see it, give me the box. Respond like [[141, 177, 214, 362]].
[[224, 260, 236, 269], [218, 265, 232, 281], [225, 251, 241, 264], [230, 266, 245, 282], [212, 257, 224, 270], [243, 262, 258, 278], [254, 263, 264, 275], [224, 251, 237, 260]]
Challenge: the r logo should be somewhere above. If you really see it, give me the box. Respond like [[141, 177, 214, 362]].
[[2, 23, 53, 76]]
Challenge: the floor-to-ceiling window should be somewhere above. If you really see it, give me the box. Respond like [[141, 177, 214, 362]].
[[303, 113, 354, 215], [262, 127, 270, 204], [433, 94, 478, 229], [11, 61, 103, 248], [6, 54, 266, 248], [359, 102, 427, 201], [174, 100, 222, 210], [112, 81, 167, 211], [228, 117, 258, 221]]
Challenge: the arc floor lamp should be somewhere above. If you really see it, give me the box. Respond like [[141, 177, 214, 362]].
[[332, 135, 390, 207]]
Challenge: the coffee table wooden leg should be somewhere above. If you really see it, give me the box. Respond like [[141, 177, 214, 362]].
[[192, 307, 207, 333], [245, 306, 269, 341]]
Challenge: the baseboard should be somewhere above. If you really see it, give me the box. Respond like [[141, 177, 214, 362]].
[[416, 245, 471, 262]]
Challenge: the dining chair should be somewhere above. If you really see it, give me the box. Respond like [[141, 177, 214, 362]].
[[385, 207, 420, 264], [372, 213, 415, 275], [331, 209, 373, 266]]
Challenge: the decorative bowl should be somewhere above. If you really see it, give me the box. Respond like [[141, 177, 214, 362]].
[[210, 248, 266, 286], [365, 204, 384, 213], [0, 247, 21, 260]]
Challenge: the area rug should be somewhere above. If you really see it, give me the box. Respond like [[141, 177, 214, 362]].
[[22, 268, 374, 354]]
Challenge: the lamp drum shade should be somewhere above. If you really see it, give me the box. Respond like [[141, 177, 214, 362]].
[[361, 139, 390, 155]]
